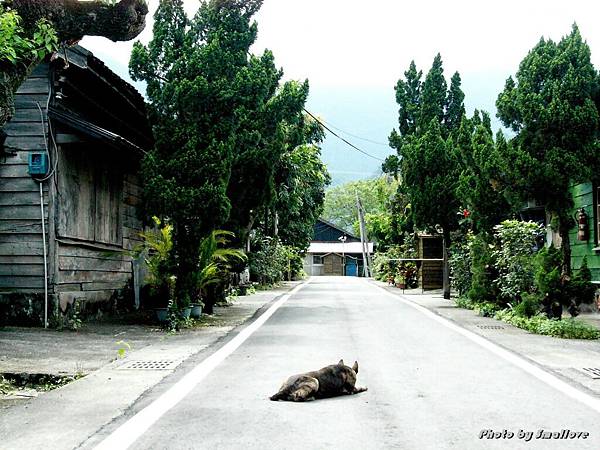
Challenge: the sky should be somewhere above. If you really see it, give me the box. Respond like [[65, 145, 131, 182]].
[[82, 0, 600, 185]]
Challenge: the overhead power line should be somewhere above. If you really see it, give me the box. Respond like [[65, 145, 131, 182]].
[[320, 119, 390, 147], [303, 109, 385, 162]]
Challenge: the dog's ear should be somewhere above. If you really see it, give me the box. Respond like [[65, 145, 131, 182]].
[[352, 361, 358, 374], [338, 359, 344, 365]]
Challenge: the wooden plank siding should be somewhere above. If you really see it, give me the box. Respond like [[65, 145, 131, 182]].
[[569, 182, 600, 282], [0, 64, 50, 293], [55, 172, 143, 301]]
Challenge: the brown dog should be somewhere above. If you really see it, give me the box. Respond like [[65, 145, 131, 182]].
[[270, 359, 368, 402]]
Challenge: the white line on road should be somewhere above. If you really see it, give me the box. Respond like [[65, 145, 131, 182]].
[[93, 281, 308, 450], [373, 282, 600, 415]]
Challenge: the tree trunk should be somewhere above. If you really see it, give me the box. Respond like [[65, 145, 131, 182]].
[[442, 228, 451, 300], [558, 214, 573, 277], [12, 0, 148, 42], [1, 0, 148, 136]]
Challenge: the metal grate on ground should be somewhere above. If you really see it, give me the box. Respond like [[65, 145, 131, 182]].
[[117, 360, 181, 371], [581, 367, 600, 379], [476, 325, 505, 330]]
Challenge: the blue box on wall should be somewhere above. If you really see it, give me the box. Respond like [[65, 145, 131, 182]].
[[28, 152, 48, 176]]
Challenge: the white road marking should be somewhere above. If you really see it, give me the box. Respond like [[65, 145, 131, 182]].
[[372, 282, 600, 415], [93, 281, 308, 450]]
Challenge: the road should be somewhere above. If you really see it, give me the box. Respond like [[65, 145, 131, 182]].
[[88, 277, 600, 450]]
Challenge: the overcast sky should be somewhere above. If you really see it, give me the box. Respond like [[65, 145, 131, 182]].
[[81, 0, 600, 185]]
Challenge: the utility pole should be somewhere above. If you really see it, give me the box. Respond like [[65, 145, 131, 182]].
[[356, 193, 372, 277]]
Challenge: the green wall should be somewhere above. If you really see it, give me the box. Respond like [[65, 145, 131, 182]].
[[570, 182, 600, 282]]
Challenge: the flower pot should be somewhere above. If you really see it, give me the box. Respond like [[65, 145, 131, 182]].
[[155, 308, 169, 323], [395, 282, 406, 289], [178, 307, 192, 320], [190, 304, 203, 319]]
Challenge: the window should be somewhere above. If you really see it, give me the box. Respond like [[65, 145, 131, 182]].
[[313, 255, 324, 265], [58, 147, 122, 246]]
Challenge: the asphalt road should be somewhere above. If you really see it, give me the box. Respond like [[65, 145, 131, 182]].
[[92, 277, 600, 450]]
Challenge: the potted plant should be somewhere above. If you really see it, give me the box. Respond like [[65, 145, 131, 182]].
[[193, 230, 247, 315], [190, 299, 204, 319], [394, 273, 406, 289], [133, 217, 175, 322]]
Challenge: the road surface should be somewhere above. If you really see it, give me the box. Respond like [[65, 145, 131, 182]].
[[89, 277, 600, 450]]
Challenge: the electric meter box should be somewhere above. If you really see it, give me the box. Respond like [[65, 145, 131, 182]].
[[28, 152, 48, 176]]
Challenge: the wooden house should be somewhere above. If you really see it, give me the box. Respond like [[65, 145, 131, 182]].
[[303, 219, 374, 277], [568, 183, 600, 287], [0, 46, 152, 325]]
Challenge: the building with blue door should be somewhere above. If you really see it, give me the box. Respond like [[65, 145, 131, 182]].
[[303, 219, 374, 277]]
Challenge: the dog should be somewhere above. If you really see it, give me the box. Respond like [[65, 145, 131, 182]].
[[269, 359, 368, 402]]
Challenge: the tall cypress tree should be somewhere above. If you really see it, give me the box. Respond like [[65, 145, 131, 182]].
[[387, 54, 465, 298], [419, 53, 447, 131], [130, 0, 268, 305], [496, 24, 600, 275]]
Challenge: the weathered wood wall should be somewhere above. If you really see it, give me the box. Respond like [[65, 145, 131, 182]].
[[54, 142, 143, 306], [419, 236, 443, 290], [0, 65, 50, 292]]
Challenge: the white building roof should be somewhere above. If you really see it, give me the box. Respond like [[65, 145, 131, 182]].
[[307, 242, 374, 254]]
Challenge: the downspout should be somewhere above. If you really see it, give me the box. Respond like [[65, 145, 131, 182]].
[[39, 182, 48, 328]]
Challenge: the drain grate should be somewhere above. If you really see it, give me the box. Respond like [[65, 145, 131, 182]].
[[477, 325, 504, 330], [117, 360, 179, 371], [581, 368, 600, 379]]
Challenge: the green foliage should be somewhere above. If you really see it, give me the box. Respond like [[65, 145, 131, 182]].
[[496, 25, 600, 273], [512, 293, 540, 318], [455, 112, 512, 234], [194, 230, 247, 303], [533, 245, 562, 299], [387, 55, 465, 267], [249, 233, 304, 285], [494, 310, 600, 339], [130, 0, 282, 299], [116, 340, 131, 359], [322, 176, 398, 234], [372, 234, 418, 287], [569, 256, 597, 306], [467, 233, 498, 304], [0, 7, 58, 64], [453, 297, 500, 317], [492, 220, 544, 301], [275, 142, 331, 250], [449, 235, 471, 297], [133, 216, 175, 302]]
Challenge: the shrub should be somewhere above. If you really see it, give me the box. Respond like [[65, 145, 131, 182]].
[[373, 234, 418, 286], [467, 233, 497, 304], [494, 310, 600, 339], [249, 234, 304, 285], [512, 293, 540, 318], [449, 236, 471, 297], [492, 220, 544, 302]]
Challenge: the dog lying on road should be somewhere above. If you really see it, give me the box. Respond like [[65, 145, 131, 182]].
[[270, 359, 368, 402]]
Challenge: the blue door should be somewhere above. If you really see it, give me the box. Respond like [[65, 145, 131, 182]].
[[345, 260, 357, 276]]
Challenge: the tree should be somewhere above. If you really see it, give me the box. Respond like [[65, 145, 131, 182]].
[[0, 0, 148, 138], [496, 24, 600, 275], [388, 55, 466, 298], [225, 79, 314, 248], [275, 141, 331, 251], [322, 177, 398, 233], [455, 111, 512, 234], [129, 0, 267, 305]]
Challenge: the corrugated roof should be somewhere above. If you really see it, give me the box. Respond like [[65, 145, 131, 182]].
[[307, 242, 374, 254]]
